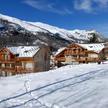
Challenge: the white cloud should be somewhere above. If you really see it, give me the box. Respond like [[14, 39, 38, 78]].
[[74, 0, 108, 13], [74, 0, 93, 13], [97, 0, 108, 8], [23, 0, 72, 15]]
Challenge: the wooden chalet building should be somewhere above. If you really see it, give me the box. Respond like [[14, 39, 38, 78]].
[[100, 42, 108, 60], [0, 46, 50, 76], [54, 43, 105, 65]]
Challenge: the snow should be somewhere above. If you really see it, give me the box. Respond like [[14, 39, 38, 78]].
[[29, 22, 74, 41], [0, 63, 108, 108], [0, 13, 99, 42], [78, 43, 105, 53], [0, 14, 47, 33], [8, 46, 40, 57], [69, 29, 96, 40], [29, 22, 95, 41]]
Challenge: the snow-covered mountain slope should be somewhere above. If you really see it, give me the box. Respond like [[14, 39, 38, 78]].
[[0, 13, 104, 42], [69, 29, 98, 40], [30, 22, 101, 41], [0, 63, 108, 108], [29, 22, 74, 41], [0, 13, 48, 33]]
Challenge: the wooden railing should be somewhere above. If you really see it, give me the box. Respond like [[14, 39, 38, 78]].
[[64, 51, 87, 55], [56, 56, 100, 63], [0, 60, 15, 63]]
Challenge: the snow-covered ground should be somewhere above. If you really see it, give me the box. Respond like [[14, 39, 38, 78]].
[[0, 63, 108, 108]]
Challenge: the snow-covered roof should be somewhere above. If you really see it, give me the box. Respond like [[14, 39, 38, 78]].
[[78, 43, 105, 53], [55, 47, 66, 56], [7, 46, 40, 57]]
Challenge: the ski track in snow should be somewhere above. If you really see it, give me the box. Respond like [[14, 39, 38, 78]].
[[0, 64, 108, 108], [0, 70, 106, 107]]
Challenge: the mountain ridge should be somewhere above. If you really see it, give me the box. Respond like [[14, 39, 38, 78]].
[[0, 13, 105, 50]]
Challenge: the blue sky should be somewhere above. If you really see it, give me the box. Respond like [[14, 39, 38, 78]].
[[0, 0, 108, 37]]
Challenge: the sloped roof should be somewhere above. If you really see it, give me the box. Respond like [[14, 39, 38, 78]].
[[78, 43, 105, 53], [55, 47, 66, 56], [7, 46, 40, 57]]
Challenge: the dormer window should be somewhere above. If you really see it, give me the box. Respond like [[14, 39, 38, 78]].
[[24, 51, 28, 53], [15, 54, 19, 57], [89, 46, 93, 48]]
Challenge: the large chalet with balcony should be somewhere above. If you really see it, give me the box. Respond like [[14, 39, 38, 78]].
[[54, 43, 105, 65], [0, 45, 50, 76]]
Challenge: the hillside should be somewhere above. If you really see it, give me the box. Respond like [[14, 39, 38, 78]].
[[0, 13, 105, 50], [0, 63, 108, 108]]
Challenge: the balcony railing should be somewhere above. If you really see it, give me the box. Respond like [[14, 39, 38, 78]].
[[0, 59, 15, 63], [64, 51, 87, 55]]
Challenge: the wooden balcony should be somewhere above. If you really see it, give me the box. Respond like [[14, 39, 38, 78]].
[[64, 51, 87, 56], [0, 66, 33, 75], [0, 59, 15, 63]]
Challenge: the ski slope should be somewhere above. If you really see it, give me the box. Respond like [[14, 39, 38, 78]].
[[0, 63, 108, 108]]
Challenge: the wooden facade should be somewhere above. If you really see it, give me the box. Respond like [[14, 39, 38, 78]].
[[0, 46, 50, 76], [55, 43, 103, 65]]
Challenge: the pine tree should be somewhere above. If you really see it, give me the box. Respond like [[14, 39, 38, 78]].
[[89, 33, 99, 43]]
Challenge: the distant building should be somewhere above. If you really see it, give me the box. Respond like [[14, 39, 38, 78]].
[[100, 43, 108, 60], [0, 46, 50, 76], [54, 43, 105, 65]]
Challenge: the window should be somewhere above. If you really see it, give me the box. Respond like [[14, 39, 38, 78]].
[[11, 63, 15, 68], [2, 54, 9, 60], [2, 64, 5, 68], [4, 55, 7, 60], [44, 52, 47, 60], [16, 62, 22, 66], [79, 55, 85, 57], [22, 62, 25, 68], [5, 63, 10, 68], [73, 49, 76, 51], [82, 49, 85, 51], [72, 55, 77, 57]]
